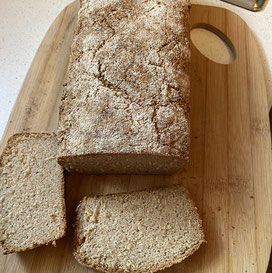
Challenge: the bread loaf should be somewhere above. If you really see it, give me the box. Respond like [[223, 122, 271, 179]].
[[0, 133, 66, 254], [73, 184, 204, 273], [58, 0, 190, 174]]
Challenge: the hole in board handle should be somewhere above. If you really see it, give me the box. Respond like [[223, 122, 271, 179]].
[[190, 23, 236, 64]]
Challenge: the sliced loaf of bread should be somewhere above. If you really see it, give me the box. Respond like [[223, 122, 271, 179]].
[[0, 133, 66, 254], [73, 184, 204, 273], [58, 0, 191, 175]]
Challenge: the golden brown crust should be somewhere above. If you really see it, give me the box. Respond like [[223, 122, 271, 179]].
[[57, 152, 185, 175], [73, 241, 204, 273], [0, 132, 54, 165], [1, 235, 65, 255], [58, 0, 191, 175]]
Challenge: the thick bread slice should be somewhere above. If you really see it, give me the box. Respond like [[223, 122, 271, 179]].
[[73, 184, 204, 273], [0, 133, 66, 254], [58, 0, 191, 175]]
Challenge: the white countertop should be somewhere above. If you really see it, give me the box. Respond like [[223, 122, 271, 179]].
[[0, 0, 271, 139]]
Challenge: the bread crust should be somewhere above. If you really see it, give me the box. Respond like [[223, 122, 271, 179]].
[[73, 184, 205, 272], [0, 132, 67, 255], [57, 152, 186, 175], [73, 241, 203, 273], [58, 0, 191, 174]]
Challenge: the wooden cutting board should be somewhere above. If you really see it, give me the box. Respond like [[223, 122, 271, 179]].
[[1, 2, 271, 273]]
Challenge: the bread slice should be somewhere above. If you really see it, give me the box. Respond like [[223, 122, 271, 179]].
[[73, 184, 204, 273], [58, 0, 191, 175], [0, 133, 66, 254]]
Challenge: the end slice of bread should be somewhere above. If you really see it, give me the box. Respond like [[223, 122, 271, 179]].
[[0, 133, 66, 254], [73, 184, 204, 273]]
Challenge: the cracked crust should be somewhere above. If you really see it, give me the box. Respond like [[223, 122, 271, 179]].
[[58, 0, 191, 174]]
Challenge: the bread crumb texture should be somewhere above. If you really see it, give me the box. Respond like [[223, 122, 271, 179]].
[[0, 133, 66, 254], [58, 0, 190, 160], [74, 185, 204, 273]]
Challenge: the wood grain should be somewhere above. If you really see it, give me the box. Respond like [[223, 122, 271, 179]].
[[0, 2, 271, 273]]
